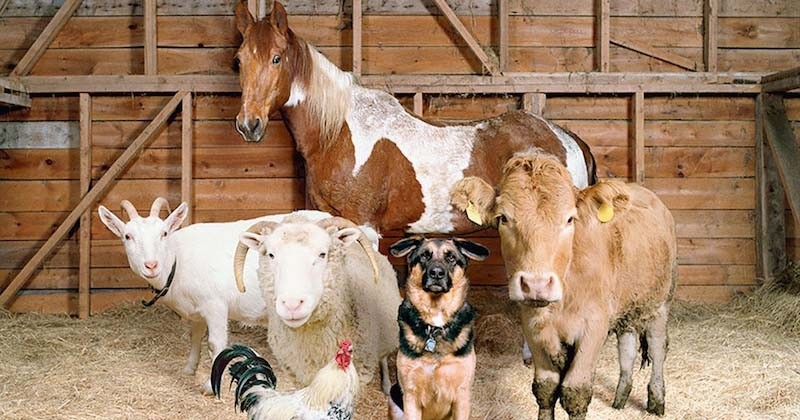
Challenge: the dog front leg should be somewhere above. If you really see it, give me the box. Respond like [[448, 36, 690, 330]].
[[402, 393, 423, 420]]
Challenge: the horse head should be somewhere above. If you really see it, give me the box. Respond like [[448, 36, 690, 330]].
[[234, 1, 296, 143]]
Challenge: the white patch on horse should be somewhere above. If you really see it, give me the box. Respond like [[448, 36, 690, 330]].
[[284, 82, 306, 107], [530, 113, 589, 188], [346, 87, 477, 233]]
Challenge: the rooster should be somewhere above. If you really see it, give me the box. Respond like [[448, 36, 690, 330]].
[[211, 341, 360, 420]]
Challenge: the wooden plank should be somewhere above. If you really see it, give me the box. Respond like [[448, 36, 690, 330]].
[[761, 94, 800, 228], [0, 240, 78, 269], [522, 93, 546, 115], [596, 0, 609, 72], [754, 94, 787, 283], [79, 93, 91, 319], [0, 92, 32, 108], [674, 285, 751, 303], [91, 268, 146, 289], [720, 18, 800, 49], [673, 210, 754, 239], [719, 49, 800, 73], [413, 92, 423, 116], [678, 238, 755, 265], [144, 0, 157, 75], [181, 92, 193, 225], [0, 268, 77, 290], [644, 178, 754, 210], [677, 265, 755, 286], [632, 91, 645, 183], [7, 292, 77, 315], [704, 0, 718, 72], [0, 91, 186, 308], [352, 0, 362, 76], [90, 289, 150, 314], [498, 0, 509, 72], [610, 37, 700, 71], [762, 66, 800, 93], [0, 212, 65, 241], [431, 0, 500, 75], [10, 0, 83, 76]]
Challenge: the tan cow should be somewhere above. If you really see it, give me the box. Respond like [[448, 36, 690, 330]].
[[452, 152, 676, 420]]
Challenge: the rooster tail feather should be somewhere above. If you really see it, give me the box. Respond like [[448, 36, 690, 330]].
[[211, 344, 258, 397], [210, 344, 278, 414]]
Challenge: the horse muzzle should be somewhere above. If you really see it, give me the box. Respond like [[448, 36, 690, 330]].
[[235, 115, 267, 143]]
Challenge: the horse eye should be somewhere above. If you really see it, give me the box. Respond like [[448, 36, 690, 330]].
[[272, 55, 281, 64]]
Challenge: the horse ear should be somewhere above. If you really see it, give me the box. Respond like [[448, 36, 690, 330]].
[[270, 1, 289, 36], [235, 0, 254, 35]]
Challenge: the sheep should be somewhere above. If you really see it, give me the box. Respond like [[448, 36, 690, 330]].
[[233, 214, 401, 391], [97, 197, 336, 393]]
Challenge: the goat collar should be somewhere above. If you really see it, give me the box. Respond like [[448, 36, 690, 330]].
[[141, 260, 177, 307]]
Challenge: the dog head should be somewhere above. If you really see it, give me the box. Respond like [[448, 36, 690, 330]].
[[390, 236, 489, 294]]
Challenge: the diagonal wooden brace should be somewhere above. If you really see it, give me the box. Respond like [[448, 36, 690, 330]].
[[11, 0, 84, 77], [431, 0, 500, 75]]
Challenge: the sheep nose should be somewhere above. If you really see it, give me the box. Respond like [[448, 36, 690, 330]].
[[144, 260, 159, 270], [282, 298, 304, 313]]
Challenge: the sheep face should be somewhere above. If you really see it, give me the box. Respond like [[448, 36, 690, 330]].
[[239, 222, 361, 328], [98, 200, 188, 280]]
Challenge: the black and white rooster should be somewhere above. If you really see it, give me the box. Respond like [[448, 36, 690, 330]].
[[211, 341, 359, 420]]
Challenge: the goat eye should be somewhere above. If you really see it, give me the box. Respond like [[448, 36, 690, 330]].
[[272, 55, 281, 64], [319, 252, 327, 259], [161, 231, 168, 238]]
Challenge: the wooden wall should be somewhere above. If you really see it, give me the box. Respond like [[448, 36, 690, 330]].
[[1, 0, 799, 314]]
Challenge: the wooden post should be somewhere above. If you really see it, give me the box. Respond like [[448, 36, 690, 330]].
[[413, 92, 424, 116], [11, 0, 83, 76], [431, 0, 500, 75], [0, 91, 188, 308], [79, 93, 92, 319], [632, 91, 645, 184], [704, 0, 718, 72], [754, 94, 786, 283], [353, 0, 362, 76], [761, 94, 800, 227], [498, 0, 509, 73], [596, 0, 610, 72], [181, 92, 193, 226], [144, 0, 157, 75], [523, 93, 546, 115]]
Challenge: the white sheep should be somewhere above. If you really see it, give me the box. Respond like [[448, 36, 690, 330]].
[[97, 198, 335, 393], [233, 214, 401, 391]]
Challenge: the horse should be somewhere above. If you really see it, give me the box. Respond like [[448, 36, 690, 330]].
[[233, 1, 597, 234]]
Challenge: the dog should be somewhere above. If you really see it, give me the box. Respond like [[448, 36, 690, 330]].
[[387, 236, 489, 420]]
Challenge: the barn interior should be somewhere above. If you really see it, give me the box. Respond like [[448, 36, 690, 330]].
[[0, 0, 798, 418]]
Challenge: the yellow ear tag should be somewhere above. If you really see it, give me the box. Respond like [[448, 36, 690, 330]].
[[466, 201, 483, 225], [597, 202, 614, 223]]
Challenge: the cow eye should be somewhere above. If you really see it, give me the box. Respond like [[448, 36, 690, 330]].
[[272, 55, 281, 64], [567, 216, 574, 225], [319, 252, 327, 259], [496, 214, 508, 225]]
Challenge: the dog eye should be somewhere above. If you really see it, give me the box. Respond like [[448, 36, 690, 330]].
[[420, 251, 431, 262], [445, 253, 456, 263]]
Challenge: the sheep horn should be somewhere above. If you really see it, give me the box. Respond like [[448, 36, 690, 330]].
[[317, 217, 380, 285], [150, 197, 171, 218], [120, 200, 140, 220], [233, 221, 279, 293]]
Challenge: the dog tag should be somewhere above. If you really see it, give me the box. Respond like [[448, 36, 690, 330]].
[[466, 201, 482, 225], [424, 337, 436, 352]]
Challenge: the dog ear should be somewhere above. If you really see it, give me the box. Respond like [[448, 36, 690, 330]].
[[389, 236, 424, 258], [453, 238, 490, 261]]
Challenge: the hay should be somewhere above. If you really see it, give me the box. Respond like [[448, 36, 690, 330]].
[[1, 288, 799, 420]]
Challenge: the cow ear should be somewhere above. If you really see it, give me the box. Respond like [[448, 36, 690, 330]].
[[453, 238, 490, 261], [389, 236, 424, 258], [235, 0, 255, 35], [98, 206, 126, 238], [270, 1, 289, 36], [451, 176, 496, 227]]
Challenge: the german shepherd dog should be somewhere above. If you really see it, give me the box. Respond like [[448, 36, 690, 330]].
[[387, 236, 489, 420]]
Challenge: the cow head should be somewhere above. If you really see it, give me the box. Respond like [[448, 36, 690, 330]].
[[452, 153, 577, 306]]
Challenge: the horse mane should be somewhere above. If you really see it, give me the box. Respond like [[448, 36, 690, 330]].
[[305, 44, 354, 147]]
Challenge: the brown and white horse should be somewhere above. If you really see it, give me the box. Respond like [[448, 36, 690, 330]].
[[234, 1, 597, 234]]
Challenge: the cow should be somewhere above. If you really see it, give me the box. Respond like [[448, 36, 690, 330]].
[[451, 151, 677, 419]]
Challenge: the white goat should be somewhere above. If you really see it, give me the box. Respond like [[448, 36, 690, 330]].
[[97, 198, 334, 393]]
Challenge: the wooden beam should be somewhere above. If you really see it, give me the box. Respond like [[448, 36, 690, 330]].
[[762, 66, 800, 93], [611, 38, 700, 72], [632, 91, 645, 184], [181, 92, 193, 226], [761, 93, 800, 228], [11, 0, 83, 76], [144, 0, 157, 75], [353, 0, 362, 77], [704, 0, 718, 72], [413, 92, 423, 116], [0, 78, 31, 107], [431, 0, 500, 75], [79, 93, 92, 319], [754, 94, 786, 283], [596, 0, 610, 72], [498, 0, 509, 72], [523, 93, 546, 115], [0, 91, 187, 308]]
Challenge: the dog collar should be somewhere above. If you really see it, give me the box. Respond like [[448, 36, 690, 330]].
[[142, 260, 177, 307], [398, 300, 476, 358]]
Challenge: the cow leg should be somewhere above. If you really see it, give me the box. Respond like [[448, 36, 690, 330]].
[[612, 329, 637, 409], [560, 327, 605, 420], [645, 303, 669, 416]]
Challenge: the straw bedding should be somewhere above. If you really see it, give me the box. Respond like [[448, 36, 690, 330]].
[[1, 286, 798, 420]]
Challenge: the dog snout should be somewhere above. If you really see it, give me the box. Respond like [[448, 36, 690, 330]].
[[427, 266, 446, 280], [423, 264, 451, 294]]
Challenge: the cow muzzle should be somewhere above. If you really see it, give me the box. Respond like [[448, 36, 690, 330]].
[[509, 271, 563, 305]]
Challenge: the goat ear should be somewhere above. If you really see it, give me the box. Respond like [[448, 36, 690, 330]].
[[451, 176, 496, 227], [165, 202, 189, 233], [453, 238, 490, 261], [235, 0, 255, 35], [389, 236, 424, 258], [332, 227, 361, 248], [270, 1, 289, 36], [239, 232, 264, 251], [98, 205, 125, 238]]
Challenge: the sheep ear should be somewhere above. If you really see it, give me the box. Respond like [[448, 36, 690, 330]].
[[239, 232, 264, 251], [453, 238, 490, 261], [165, 202, 189, 232], [389, 236, 424, 258], [98, 205, 125, 238], [332, 227, 361, 248]]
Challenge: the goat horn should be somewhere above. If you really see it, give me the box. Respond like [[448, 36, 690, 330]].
[[317, 217, 381, 285], [150, 197, 171, 218], [233, 221, 279, 293], [120, 200, 140, 220]]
